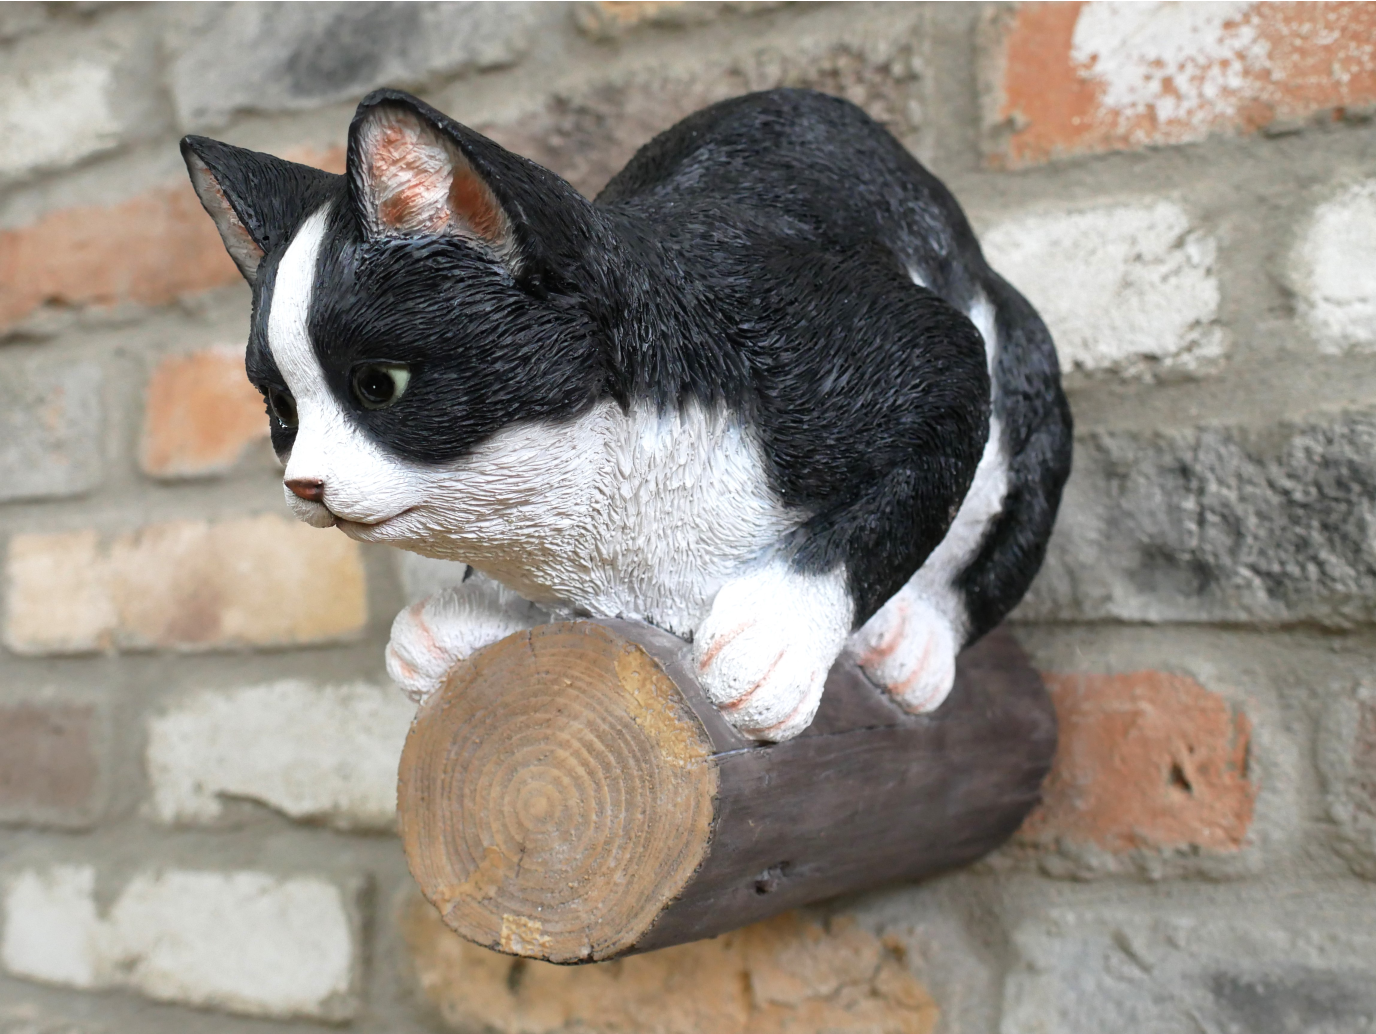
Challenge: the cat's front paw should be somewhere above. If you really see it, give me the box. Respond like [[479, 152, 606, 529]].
[[386, 580, 542, 705], [693, 565, 852, 742], [851, 590, 957, 714]]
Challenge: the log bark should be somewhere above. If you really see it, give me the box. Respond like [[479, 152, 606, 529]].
[[397, 619, 1055, 964]]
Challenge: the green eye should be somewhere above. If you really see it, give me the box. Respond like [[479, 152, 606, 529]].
[[266, 386, 298, 429], [351, 363, 411, 410]]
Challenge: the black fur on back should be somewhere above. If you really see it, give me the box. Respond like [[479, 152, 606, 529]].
[[188, 87, 1071, 637]]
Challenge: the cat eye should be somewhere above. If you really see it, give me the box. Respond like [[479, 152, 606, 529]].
[[351, 362, 412, 410], [266, 386, 298, 429]]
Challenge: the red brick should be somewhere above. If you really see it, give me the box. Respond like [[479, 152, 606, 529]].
[[984, 2, 1376, 168], [0, 703, 99, 824], [141, 346, 267, 478], [4, 514, 367, 655], [403, 896, 939, 1034], [0, 147, 343, 336], [1019, 671, 1256, 854]]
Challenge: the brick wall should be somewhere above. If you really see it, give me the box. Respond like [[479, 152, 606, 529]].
[[1, 3, 1373, 1032]]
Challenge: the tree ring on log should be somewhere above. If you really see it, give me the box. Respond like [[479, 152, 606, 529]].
[[398, 622, 718, 963]]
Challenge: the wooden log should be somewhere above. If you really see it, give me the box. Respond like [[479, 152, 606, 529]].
[[397, 619, 1055, 964]]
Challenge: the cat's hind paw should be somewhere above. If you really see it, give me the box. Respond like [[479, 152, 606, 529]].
[[851, 591, 958, 714]]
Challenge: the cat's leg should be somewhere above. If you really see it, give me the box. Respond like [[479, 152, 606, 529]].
[[386, 567, 547, 705], [693, 561, 853, 743], [849, 584, 959, 714]]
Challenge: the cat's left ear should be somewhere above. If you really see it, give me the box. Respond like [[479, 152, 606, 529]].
[[348, 91, 553, 269], [181, 136, 341, 285]]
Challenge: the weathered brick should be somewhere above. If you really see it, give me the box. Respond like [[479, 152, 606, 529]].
[[1, 866, 356, 1020], [572, 2, 777, 40], [0, 147, 342, 339], [1017, 671, 1255, 862], [1319, 683, 1376, 879], [140, 346, 267, 479], [1019, 410, 1376, 627], [1002, 902, 1376, 1034], [485, 35, 923, 199], [3, 514, 367, 655], [0, 703, 100, 827], [146, 680, 411, 830], [168, 2, 540, 131], [1291, 178, 1376, 355], [0, 356, 102, 503], [0, 4, 46, 44], [0, 29, 134, 185], [0, 185, 238, 338], [403, 895, 938, 1034], [982, 201, 1223, 379], [982, 2, 1376, 168]]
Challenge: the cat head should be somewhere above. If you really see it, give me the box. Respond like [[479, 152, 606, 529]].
[[183, 90, 606, 545]]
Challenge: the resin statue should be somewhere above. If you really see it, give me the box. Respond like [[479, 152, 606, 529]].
[[183, 87, 1071, 742]]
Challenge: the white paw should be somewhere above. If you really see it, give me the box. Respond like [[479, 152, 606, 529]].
[[851, 590, 957, 714], [693, 564, 853, 742], [386, 575, 544, 705]]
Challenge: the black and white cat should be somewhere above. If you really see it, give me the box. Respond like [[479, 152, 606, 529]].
[[183, 87, 1071, 742]]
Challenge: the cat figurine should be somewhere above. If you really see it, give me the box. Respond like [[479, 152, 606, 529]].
[[183, 87, 1071, 742]]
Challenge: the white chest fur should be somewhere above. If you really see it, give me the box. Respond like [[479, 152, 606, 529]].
[[389, 402, 800, 636]]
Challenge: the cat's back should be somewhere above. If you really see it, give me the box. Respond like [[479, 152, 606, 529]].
[[596, 88, 981, 291]]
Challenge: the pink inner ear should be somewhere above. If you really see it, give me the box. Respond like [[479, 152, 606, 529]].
[[372, 122, 453, 234], [450, 168, 505, 243]]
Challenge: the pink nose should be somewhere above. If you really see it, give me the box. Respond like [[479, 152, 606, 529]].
[[285, 478, 325, 503]]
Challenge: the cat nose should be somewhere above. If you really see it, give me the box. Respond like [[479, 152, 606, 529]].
[[285, 477, 325, 503]]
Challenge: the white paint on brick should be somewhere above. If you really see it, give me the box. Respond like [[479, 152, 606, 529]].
[[146, 680, 413, 830], [983, 200, 1224, 378], [109, 871, 354, 1019], [1291, 179, 1376, 354], [0, 60, 120, 182], [2, 867, 354, 1020], [1071, 2, 1265, 136], [1, 866, 103, 989]]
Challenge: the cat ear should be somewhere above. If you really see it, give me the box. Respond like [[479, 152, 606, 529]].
[[180, 136, 342, 284], [348, 92, 517, 262]]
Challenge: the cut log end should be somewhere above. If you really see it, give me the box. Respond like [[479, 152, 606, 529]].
[[398, 622, 718, 963]]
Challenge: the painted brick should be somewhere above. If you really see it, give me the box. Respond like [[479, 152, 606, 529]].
[[146, 680, 412, 830], [1018, 671, 1255, 858], [1319, 684, 1376, 879], [1019, 410, 1376, 627], [982, 2, 1376, 168], [1291, 179, 1376, 355], [486, 34, 923, 199], [0, 147, 342, 339], [403, 894, 939, 1034], [0, 21, 155, 184], [0, 4, 46, 45], [0, 704, 100, 827], [1, 866, 356, 1020], [1002, 902, 1376, 1034], [982, 201, 1223, 379], [140, 346, 267, 479], [0, 356, 102, 503], [573, 2, 774, 40], [3, 514, 366, 655], [168, 2, 540, 131]]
